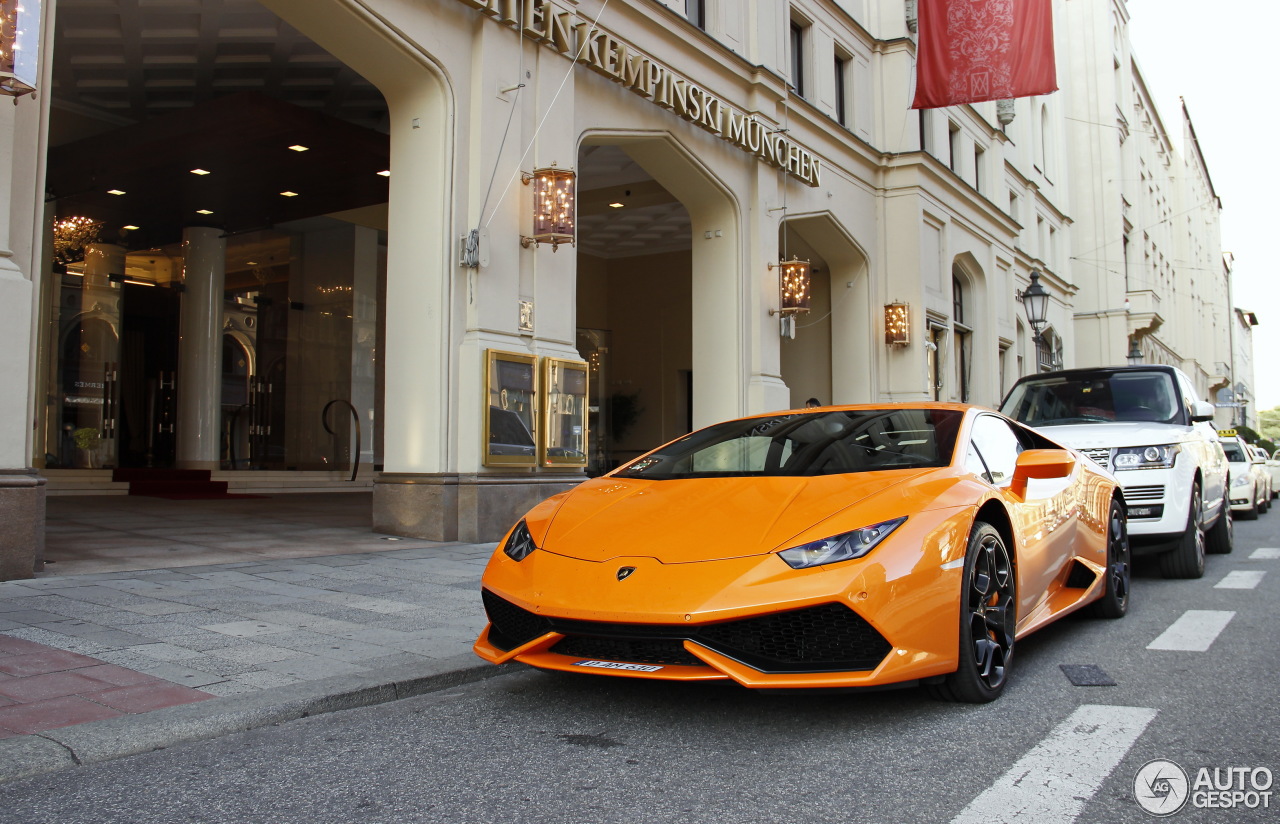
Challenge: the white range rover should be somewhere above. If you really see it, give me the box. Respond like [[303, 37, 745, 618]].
[[1000, 365, 1231, 578]]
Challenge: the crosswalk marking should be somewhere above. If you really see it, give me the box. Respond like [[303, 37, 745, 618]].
[[1249, 547, 1280, 560], [1147, 610, 1235, 651], [949, 704, 1158, 824], [1215, 570, 1266, 589]]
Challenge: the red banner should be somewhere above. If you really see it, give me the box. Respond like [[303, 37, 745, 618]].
[[911, 0, 1058, 109]]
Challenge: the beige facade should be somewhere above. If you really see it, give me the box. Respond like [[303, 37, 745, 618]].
[[0, 0, 1244, 578], [1061, 0, 1246, 409]]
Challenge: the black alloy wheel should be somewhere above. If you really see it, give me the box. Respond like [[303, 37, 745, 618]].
[[1087, 498, 1131, 619], [1161, 481, 1206, 578], [931, 522, 1016, 703]]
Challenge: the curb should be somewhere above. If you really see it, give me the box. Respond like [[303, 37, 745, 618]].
[[0, 655, 520, 784]]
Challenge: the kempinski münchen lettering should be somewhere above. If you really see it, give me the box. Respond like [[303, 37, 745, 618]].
[[458, 0, 822, 187]]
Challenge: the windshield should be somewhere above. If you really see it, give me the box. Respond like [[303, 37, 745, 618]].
[[1000, 371, 1183, 426], [613, 408, 962, 480]]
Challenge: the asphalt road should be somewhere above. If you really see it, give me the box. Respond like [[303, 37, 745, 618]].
[[2, 518, 1277, 824]]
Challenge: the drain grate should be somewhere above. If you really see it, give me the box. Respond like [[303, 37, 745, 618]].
[[1059, 664, 1117, 686]]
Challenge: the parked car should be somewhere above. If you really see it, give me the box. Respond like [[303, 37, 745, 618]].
[[1218, 432, 1269, 519], [475, 403, 1130, 703], [1000, 365, 1230, 578], [1249, 445, 1275, 502], [1260, 447, 1280, 500]]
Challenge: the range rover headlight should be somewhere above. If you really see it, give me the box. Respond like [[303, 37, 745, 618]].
[[1112, 444, 1179, 470], [778, 517, 906, 569], [502, 520, 537, 561]]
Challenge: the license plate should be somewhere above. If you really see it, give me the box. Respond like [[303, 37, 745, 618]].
[[572, 659, 663, 673]]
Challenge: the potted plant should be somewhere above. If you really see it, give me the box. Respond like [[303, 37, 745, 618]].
[[72, 427, 102, 468]]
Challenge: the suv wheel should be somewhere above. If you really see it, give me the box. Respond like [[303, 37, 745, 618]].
[[1161, 481, 1206, 578]]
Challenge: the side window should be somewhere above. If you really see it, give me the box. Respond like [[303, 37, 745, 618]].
[[969, 415, 1024, 486], [965, 444, 992, 483]]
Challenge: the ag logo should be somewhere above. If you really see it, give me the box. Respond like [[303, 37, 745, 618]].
[[1134, 759, 1190, 816], [616, 566, 636, 581]]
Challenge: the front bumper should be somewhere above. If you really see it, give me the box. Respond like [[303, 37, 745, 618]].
[[1113, 465, 1192, 538], [1229, 480, 1258, 511], [472, 510, 975, 689]]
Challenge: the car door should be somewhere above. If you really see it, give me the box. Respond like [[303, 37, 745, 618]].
[[967, 414, 1079, 629]]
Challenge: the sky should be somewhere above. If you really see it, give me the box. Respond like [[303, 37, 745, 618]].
[[1123, 1, 1278, 411]]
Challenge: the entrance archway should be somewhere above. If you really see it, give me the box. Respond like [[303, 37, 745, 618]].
[[778, 213, 872, 406], [576, 136, 741, 471], [259, 0, 453, 478]]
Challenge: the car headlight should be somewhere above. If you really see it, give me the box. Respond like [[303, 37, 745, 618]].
[[1231, 474, 1253, 488], [1112, 444, 1179, 470], [502, 520, 537, 561], [777, 517, 906, 569]]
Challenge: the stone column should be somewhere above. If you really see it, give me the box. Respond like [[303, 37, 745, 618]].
[[175, 226, 226, 470], [0, 109, 42, 579]]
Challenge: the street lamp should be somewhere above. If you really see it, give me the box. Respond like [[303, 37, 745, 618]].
[[1126, 337, 1143, 366], [1021, 271, 1050, 339]]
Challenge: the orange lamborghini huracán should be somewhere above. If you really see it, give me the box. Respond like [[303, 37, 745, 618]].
[[474, 403, 1129, 702]]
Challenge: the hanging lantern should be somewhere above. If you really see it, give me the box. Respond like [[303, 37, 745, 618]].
[[776, 257, 811, 315], [0, 0, 41, 98], [885, 302, 911, 346], [521, 165, 575, 251]]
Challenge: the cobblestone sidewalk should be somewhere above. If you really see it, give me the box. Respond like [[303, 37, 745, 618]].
[[0, 544, 493, 699]]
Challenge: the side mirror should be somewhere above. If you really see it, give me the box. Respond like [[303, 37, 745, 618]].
[[1190, 400, 1216, 423], [1010, 449, 1076, 500]]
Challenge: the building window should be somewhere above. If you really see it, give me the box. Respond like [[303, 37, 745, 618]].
[[974, 144, 984, 193], [919, 109, 931, 154], [948, 122, 960, 173], [1036, 334, 1054, 373], [685, 0, 705, 29], [790, 21, 806, 98], [834, 55, 848, 126], [952, 273, 972, 403]]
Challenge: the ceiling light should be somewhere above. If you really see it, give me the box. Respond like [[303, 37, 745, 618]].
[[280, 191, 299, 197], [122, 225, 140, 231], [246, 260, 258, 266], [196, 209, 213, 215], [609, 202, 624, 208], [191, 168, 210, 175], [288, 145, 309, 152], [377, 170, 391, 177], [107, 189, 126, 196]]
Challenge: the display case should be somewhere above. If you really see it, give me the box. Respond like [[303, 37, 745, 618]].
[[540, 357, 588, 468], [484, 350, 537, 466]]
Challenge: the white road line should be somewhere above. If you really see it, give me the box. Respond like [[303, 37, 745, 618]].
[[1215, 570, 1266, 590], [950, 704, 1158, 824], [1147, 610, 1235, 651], [1249, 547, 1280, 560]]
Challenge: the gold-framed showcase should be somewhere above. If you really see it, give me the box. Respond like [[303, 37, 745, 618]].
[[484, 350, 538, 467], [540, 357, 588, 468], [483, 350, 589, 468]]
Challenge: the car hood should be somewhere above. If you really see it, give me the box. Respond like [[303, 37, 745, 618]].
[[540, 472, 932, 564], [1026, 421, 1200, 449]]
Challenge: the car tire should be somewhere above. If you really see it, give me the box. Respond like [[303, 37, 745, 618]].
[[1086, 498, 1130, 619], [1160, 482, 1206, 578], [930, 522, 1016, 703]]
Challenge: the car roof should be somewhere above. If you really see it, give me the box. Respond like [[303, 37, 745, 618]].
[[1009, 364, 1181, 383]]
